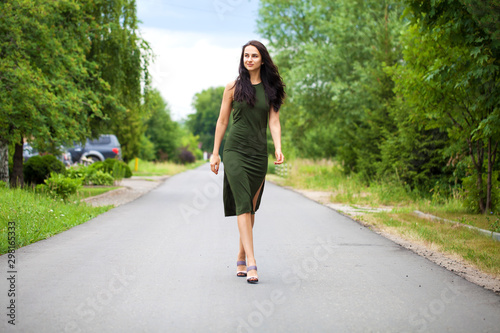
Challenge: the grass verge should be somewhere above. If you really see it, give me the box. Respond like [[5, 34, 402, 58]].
[[275, 159, 417, 206], [361, 212, 500, 278], [77, 186, 120, 199], [270, 158, 500, 279], [0, 187, 112, 255], [128, 159, 206, 177]]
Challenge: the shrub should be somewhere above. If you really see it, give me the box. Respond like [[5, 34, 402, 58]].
[[102, 158, 132, 179], [24, 155, 66, 185], [88, 161, 104, 172], [66, 159, 130, 186], [41, 172, 82, 200], [462, 172, 499, 213], [87, 170, 114, 186], [178, 147, 196, 164], [66, 166, 86, 180]]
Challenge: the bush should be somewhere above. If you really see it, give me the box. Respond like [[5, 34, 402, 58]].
[[88, 161, 104, 172], [40, 172, 82, 200], [67, 165, 112, 185], [24, 155, 66, 185], [66, 159, 130, 186], [178, 147, 196, 164], [102, 158, 132, 179], [66, 166, 87, 180], [87, 170, 114, 186], [462, 171, 500, 213]]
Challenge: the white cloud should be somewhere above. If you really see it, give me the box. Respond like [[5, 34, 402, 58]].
[[141, 27, 245, 121]]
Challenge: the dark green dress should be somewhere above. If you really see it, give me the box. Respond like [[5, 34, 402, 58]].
[[223, 82, 269, 217]]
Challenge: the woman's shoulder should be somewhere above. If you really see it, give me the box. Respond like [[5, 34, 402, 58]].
[[225, 80, 236, 91], [224, 80, 236, 100]]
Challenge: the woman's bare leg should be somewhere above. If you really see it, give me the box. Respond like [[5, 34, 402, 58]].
[[237, 180, 265, 279], [237, 212, 255, 277], [237, 213, 255, 268]]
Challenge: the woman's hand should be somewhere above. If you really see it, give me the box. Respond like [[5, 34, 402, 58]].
[[210, 154, 221, 175], [274, 149, 284, 165]]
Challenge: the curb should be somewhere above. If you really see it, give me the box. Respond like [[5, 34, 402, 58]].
[[413, 210, 500, 242], [81, 187, 128, 203]]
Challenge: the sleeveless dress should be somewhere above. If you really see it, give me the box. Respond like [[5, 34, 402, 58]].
[[223, 82, 269, 217]]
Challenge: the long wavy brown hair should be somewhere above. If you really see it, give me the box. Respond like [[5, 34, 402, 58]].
[[233, 40, 286, 112]]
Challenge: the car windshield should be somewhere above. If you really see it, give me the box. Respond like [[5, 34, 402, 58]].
[[88, 136, 111, 145]]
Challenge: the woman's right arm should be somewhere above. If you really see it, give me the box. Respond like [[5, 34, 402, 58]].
[[210, 81, 234, 175]]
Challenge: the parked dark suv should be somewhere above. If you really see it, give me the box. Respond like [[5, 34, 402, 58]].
[[23, 143, 73, 167], [68, 134, 122, 163]]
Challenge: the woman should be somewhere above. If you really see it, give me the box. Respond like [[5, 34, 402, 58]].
[[210, 40, 285, 284]]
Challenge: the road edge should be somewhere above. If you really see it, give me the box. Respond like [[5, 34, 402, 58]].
[[269, 179, 500, 295]]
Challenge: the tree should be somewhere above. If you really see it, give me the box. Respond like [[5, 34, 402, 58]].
[[82, 0, 152, 162], [143, 89, 180, 161], [0, 0, 107, 186], [257, 0, 404, 180], [187, 86, 226, 154], [401, 0, 500, 212], [0, 0, 152, 187]]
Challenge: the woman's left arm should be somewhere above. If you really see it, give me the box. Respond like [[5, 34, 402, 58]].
[[269, 107, 284, 165]]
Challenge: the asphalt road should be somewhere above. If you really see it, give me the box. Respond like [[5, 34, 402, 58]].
[[1, 163, 499, 332]]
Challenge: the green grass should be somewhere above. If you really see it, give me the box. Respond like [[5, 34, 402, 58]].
[[273, 158, 500, 278], [363, 212, 500, 277], [277, 159, 417, 206], [420, 211, 500, 232], [0, 187, 112, 255], [128, 158, 205, 176], [77, 186, 120, 199]]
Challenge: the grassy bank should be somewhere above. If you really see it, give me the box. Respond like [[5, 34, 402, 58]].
[[128, 158, 206, 177], [77, 186, 120, 199], [269, 159, 500, 278], [361, 212, 500, 277], [0, 187, 111, 255]]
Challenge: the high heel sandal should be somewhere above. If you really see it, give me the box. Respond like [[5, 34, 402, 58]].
[[237, 261, 247, 277], [246, 266, 258, 284]]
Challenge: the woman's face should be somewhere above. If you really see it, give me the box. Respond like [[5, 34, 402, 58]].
[[243, 45, 262, 72]]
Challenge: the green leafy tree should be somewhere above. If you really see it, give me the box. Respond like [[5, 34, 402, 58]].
[[83, 0, 152, 162], [401, 0, 500, 213], [378, 95, 451, 193], [177, 125, 203, 163], [187, 86, 226, 154], [0, 0, 151, 186], [0, 0, 107, 186], [257, 0, 404, 181], [143, 89, 180, 161]]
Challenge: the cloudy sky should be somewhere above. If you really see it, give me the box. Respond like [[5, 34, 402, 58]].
[[136, 0, 262, 120]]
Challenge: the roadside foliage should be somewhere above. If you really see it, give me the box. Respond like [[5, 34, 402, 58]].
[[257, 0, 500, 213]]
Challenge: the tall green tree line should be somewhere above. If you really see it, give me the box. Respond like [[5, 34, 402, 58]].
[[187, 86, 225, 154], [257, 0, 500, 213], [0, 0, 151, 186]]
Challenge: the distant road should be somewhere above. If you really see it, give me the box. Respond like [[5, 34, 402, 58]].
[[1, 163, 499, 332]]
